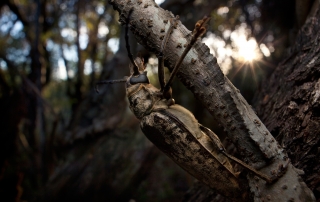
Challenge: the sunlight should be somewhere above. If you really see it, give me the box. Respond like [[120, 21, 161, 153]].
[[55, 59, 67, 80], [217, 7, 229, 15], [260, 43, 271, 57], [236, 37, 260, 62], [98, 22, 109, 38], [155, 0, 165, 4], [0, 59, 7, 70], [203, 23, 269, 75], [61, 28, 77, 40], [84, 59, 92, 75], [203, 33, 233, 74], [230, 24, 262, 62], [60, 26, 88, 49], [107, 38, 119, 53], [79, 26, 88, 49]]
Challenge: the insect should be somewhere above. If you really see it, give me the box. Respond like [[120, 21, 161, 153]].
[[96, 9, 273, 201]]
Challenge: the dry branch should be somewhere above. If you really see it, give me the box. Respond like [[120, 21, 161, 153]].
[[108, 0, 315, 201]]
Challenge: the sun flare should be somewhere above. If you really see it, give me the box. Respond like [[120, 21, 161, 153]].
[[230, 27, 262, 63], [203, 23, 270, 74], [237, 37, 260, 62]]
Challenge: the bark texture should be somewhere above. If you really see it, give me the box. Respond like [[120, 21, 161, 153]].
[[253, 8, 320, 200], [108, 0, 315, 201]]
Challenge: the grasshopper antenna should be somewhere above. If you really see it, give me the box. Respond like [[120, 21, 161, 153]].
[[125, 8, 140, 76], [95, 78, 127, 93], [163, 16, 210, 93], [158, 16, 179, 92]]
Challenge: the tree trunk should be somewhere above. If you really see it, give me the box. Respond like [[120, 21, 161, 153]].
[[253, 8, 320, 200]]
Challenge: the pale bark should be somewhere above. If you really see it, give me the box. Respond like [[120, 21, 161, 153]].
[[108, 0, 315, 201]]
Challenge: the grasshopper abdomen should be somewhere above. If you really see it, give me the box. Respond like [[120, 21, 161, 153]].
[[140, 104, 245, 200]]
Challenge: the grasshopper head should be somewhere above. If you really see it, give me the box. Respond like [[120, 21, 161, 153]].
[[126, 71, 162, 119]]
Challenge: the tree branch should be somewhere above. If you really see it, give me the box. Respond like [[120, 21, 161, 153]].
[[108, 0, 315, 201]]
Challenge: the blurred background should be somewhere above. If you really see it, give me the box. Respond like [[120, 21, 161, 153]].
[[0, 0, 315, 201]]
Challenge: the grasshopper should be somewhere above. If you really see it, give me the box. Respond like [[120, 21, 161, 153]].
[[96, 9, 273, 201]]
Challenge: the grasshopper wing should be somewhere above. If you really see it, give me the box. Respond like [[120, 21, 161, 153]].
[[140, 105, 245, 200]]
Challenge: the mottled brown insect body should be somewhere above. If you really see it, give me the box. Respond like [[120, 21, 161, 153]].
[[141, 108, 244, 199], [127, 81, 161, 119], [96, 13, 272, 201], [126, 78, 245, 200]]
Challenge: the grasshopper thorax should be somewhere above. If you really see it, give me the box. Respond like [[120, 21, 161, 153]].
[[125, 57, 173, 119], [126, 72, 165, 120]]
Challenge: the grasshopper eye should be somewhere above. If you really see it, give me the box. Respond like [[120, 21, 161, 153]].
[[130, 71, 149, 85]]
